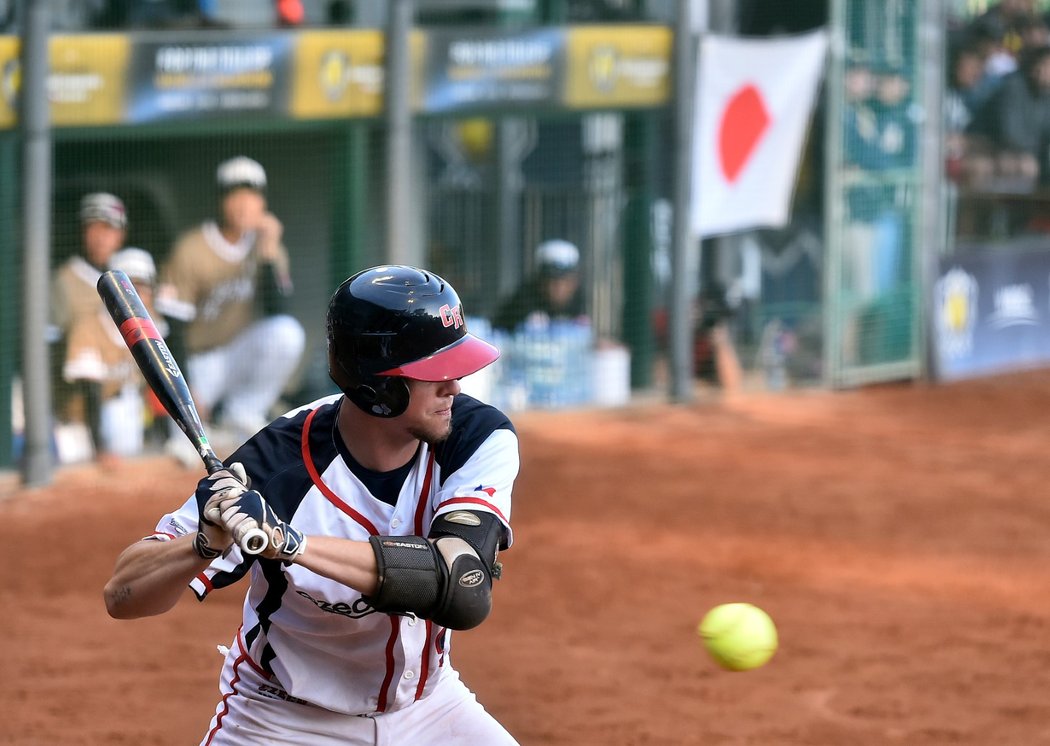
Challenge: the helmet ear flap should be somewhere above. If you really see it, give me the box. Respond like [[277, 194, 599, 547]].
[[348, 377, 410, 418], [327, 344, 411, 418]]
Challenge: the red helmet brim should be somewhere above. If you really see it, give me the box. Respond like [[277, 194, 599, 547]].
[[378, 334, 499, 381]]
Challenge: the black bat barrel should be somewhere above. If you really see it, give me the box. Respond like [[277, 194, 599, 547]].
[[96, 270, 223, 474]]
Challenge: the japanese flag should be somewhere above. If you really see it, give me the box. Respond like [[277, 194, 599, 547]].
[[691, 30, 828, 238]]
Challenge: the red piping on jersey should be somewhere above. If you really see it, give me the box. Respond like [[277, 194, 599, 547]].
[[413, 450, 435, 535], [415, 620, 433, 700], [236, 627, 271, 680], [301, 407, 380, 536], [377, 615, 400, 712], [196, 572, 214, 595], [438, 627, 447, 667], [410, 455, 436, 700], [435, 496, 508, 524]]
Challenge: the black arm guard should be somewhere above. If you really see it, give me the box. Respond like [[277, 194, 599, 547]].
[[366, 511, 506, 631]]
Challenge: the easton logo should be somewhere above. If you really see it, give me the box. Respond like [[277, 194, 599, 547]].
[[458, 570, 484, 588], [158, 341, 181, 378], [439, 303, 464, 330]]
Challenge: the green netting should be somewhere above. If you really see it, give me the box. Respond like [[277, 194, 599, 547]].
[[825, 0, 923, 381]]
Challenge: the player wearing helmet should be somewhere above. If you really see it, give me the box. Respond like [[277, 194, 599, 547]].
[[103, 266, 520, 745]]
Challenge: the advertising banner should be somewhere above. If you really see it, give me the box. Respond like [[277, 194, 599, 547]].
[[934, 242, 1050, 380], [0, 35, 130, 128], [421, 27, 565, 113], [562, 26, 671, 109], [0, 25, 673, 129], [0, 36, 17, 129], [125, 35, 292, 122], [289, 29, 386, 119]]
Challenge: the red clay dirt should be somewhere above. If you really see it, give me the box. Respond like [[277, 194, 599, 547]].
[[5, 370, 1050, 745]]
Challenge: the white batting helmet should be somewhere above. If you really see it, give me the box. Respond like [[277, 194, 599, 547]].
[[109, 247, 156, 285], [216, 156, 267, 192], [80, 192, 127, 229]]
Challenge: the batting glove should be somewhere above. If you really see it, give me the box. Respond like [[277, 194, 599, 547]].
[[210, 486, 306, 564], [260, 520, 307, 564], [195, 463, 251, 559]]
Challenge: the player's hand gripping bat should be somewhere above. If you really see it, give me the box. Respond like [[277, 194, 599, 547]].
[[96, 269, 268, 555]]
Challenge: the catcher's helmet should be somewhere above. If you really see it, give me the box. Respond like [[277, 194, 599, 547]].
[[327, 265, 499, 417]]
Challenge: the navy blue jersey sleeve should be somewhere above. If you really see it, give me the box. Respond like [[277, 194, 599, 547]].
[[433, 394, 515, 486]]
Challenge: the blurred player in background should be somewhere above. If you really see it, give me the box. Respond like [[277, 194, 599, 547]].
[[492, 238, 588, 333], [157, 156, 305, 451], [104, 265, 520, 744], [50, 192, 129, 462], [63, 248, 160, 465]]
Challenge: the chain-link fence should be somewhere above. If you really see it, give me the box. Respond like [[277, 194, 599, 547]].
[[2, 0, 950, 477]]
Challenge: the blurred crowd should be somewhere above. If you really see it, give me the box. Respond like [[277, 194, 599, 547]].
[[1, 0, 354, 31], [946, 0, 1050, 193]]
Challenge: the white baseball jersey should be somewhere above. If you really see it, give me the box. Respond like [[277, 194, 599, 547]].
[[149, 393, 517, 717]]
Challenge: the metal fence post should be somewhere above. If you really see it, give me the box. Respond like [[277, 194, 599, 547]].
[[20, 0, 52, 485], [385, 0, 417, 266], [670, 0, 698, 402]]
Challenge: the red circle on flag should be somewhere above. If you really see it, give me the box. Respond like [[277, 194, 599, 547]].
[[718, 84, 771, 183]]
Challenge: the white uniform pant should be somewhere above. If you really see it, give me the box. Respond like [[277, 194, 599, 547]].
[[187, 315, 305, 433], [200, 648, 518, 746], [99, 383, 144, 457]]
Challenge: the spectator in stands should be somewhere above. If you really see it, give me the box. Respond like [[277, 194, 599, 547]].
[[50, 192, 128, 461], [492, 239, 588, 333], [1017, 13, 1050, 50], [946, 43, 993, 185], [63, 248, 160, 465], [90, 0, 212, 29], [157, 156, 305, 452], [967, 44, 1050, 190], [842, 63, 916, 299], [970, 0, 1040, 63]]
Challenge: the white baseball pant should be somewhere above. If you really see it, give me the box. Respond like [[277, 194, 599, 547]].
[[99, 383, 144, 456], [200, 646, 518, 746], [187, 314, 305, 434]]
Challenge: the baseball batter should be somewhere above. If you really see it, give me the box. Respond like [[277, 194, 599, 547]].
[[104, 266, 519, 745]]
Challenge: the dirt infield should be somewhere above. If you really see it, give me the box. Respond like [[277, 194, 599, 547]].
[[5, 371, 1050, 745]]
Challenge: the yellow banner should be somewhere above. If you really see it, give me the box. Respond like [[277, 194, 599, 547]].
[[49, 35, 130, 126], [563, 26, 672, 109], [0, 37, 18, 129], [290, 30, 385, 119]]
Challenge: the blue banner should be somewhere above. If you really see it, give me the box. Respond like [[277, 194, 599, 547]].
[[934, 241, 1050, 380], [422, 28, 566, 113], [125, 35, 294, 123]]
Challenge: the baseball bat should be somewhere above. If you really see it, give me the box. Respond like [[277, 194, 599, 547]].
[[96, 269, 268, 555]]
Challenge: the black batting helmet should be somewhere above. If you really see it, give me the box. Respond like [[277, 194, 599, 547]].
[[327, 265, 499, 417]]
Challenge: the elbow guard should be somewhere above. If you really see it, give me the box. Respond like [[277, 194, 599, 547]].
[[366, 511, 505, 631]]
